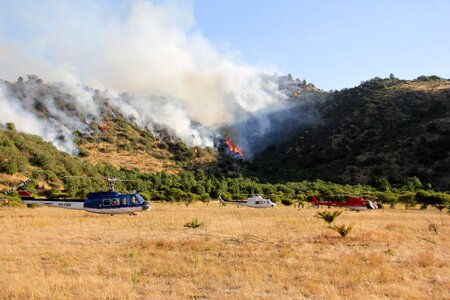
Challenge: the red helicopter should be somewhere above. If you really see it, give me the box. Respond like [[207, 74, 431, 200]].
[[310, 194, 378, 211]]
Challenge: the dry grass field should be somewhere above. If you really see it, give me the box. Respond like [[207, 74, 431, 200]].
[[0, 203, 449, 299]]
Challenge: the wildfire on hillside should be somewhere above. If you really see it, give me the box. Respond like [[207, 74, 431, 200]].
[[100, 119, 109, 135], [225, 138, 244, 158]]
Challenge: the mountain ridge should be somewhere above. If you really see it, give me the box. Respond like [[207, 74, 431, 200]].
[[1, 74, 449, 191], [253, 76, 450, 189]]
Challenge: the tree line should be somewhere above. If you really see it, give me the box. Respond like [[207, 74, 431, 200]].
[[1, 124, 449, 211]]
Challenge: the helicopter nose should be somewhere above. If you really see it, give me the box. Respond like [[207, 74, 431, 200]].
[[142, 201, 151, 211]]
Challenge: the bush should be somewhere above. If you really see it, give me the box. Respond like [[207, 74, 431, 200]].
[[429, 192, 450, 211], [78, 148, 89, 157], [281, 199, 294, 206], [414, 190, 450, 210], [270, 195, 281, 203], [30, 151, 55, 169], [415, 190, 433, 209], [6, 122, 16, 131], [315, 210, 344, 224], [184, 218, 203, 228], [139, 191, 152, 201], [167, 188, 185, 202], [399, 193, 416, 208], [220, 192, 233, 201], [373, 178, 391, 191], [0, 147, 27, 174], [117, 143, 132, 152], [330, 224, 353, 238], [375, 192, 399, 208], [200, 193, 210, 204]]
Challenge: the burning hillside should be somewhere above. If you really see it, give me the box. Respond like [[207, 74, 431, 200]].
[[0, 74, 326, 159], [225, 138, 244, 158], [0, 1, 327, 159]]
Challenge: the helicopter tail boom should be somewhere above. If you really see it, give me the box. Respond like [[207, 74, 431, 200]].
[[18, 190, 85, 210], [310, 195, 319, 206]]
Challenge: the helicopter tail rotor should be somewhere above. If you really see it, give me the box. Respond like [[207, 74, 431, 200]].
[[4, 179, 31, 195]]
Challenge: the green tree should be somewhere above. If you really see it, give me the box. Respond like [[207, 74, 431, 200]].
[[6, 122, 16, 131], [399, 193, 416, 208]]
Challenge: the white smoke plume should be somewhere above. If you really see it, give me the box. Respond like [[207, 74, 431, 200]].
[[0, 0, 322, 157], [0, 79, 79, 153]]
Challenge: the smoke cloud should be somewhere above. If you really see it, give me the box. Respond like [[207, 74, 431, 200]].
[[0, 79, 79, 153], [0, 0, 322, 157]]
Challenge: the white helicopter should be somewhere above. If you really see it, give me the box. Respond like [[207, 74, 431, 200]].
[[219, 194, 277, 208]]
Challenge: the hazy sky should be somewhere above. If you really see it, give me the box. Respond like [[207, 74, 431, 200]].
[[0, 0, 449, 90]]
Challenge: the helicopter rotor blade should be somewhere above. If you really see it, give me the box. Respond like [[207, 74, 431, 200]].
[[113, 179, 136, 182]]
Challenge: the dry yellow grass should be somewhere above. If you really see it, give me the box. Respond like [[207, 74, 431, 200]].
[[81, 142, 177, 173], [0, 173, 56, 192], [0, 203, 449, 299], [0, 173, 29, 191], [80, 142, 218, 174]]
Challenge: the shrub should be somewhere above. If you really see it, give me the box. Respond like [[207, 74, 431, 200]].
[[6, 122, 16, 131], [399, 193, 416, 208], [414, 190, 449, 210], [184, 218, 202, 229], [30, 151, 55, 169], [117, 143, 132, 152], [373, 178, 391, 191], [281, 199, 294, 206], [330, 224, 354, 238], [270, 194, 281, 203], [433, 193, 450, 211], [0, 147, 27, 174], [184, 192, 200, 207], [200, 193, 210, 204], [375, 192, 399, 208], [315, 210, 344, 224], [139, 192, 152, 201], [78, 148, 89, 157], [220, 192, 233, 201]]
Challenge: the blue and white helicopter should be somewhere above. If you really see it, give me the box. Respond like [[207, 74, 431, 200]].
[[10, 177, 151, 215]]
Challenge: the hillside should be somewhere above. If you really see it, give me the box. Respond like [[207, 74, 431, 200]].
[[74, 112, 219, 174], [0, 75, 220, 173], [252, 76, 450, 190], [1, 75, 449, 201]]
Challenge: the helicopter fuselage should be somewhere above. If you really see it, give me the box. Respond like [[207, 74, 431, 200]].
[[19, 190, 151, 214], [219, 195, 276, 208]]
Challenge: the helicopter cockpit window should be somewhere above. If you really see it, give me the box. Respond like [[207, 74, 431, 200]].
[[103, 199, 111, 206], [113, 198, 120, 206], [130, 196, 137, 205], [136, 194, 145, 204]]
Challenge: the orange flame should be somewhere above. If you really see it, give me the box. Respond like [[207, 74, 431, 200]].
[[225, 138, 244, 157], [99, 119, 109, 135]]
